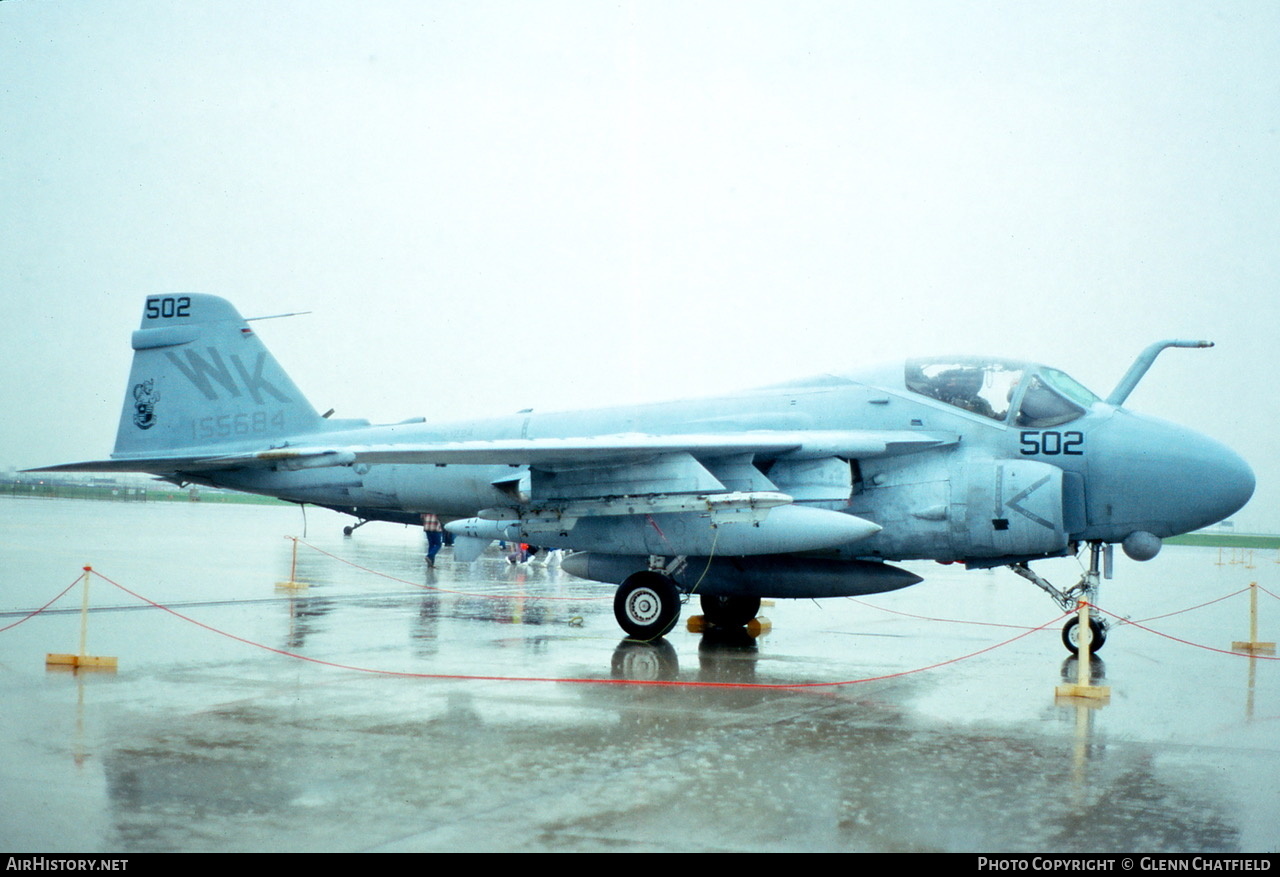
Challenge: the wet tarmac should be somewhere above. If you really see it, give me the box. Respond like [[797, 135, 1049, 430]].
[[1, 497, 1277, 853]]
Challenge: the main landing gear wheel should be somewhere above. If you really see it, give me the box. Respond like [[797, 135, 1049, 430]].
[[611, 639, 679, 681], [699, 594, 761, 629], [1062, 615, 1107, 655], [614, 572, 682, 640]]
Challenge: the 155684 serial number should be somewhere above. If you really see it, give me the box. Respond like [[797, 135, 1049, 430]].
[[192, 411, 285, 441]]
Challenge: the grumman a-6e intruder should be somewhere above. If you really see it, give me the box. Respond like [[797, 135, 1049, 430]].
[[38, 295, 1255, 652]]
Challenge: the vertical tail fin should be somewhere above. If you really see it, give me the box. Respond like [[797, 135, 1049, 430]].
[[113, 294, 324, 459]]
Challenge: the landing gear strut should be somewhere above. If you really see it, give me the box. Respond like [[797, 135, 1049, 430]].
[[342, 518, 373, 537], [1010, 541, 1111, 654]]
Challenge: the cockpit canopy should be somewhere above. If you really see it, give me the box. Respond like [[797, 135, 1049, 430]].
[[905, 358, 1101, 427]]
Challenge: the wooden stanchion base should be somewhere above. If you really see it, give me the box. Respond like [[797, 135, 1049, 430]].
[[686, 615, 772, 636], [1054, 683, 1110, 702], [46, 653, 117, 670]]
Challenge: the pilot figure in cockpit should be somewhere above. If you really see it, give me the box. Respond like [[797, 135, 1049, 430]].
[[935, 368, 997, 419]]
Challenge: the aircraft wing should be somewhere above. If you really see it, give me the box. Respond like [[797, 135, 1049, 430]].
[[33, 430, 956, 474], [259, 429, 956, 467]]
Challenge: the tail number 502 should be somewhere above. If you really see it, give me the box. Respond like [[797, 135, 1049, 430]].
[[145, 296, 192, 319], [1020, 430, 1084, 456]]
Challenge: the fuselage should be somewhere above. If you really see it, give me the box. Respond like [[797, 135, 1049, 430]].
[[205, 357, 1254, 566], [38, 295, 1257, 640]]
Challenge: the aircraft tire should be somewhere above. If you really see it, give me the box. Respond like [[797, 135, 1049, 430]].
[[615, 572, 682, 641], [611, 639, 679, 681], [699, 594, 761, 629], [1061, 616, 1106, 655]]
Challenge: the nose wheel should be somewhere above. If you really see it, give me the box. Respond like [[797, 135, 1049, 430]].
[[1062, 614, 1107, 655], [1010, 541, 1110, 655]]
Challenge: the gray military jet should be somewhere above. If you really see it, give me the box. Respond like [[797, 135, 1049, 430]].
[[37, 294, 1254, 652]]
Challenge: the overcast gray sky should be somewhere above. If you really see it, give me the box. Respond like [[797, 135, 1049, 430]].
[[3, 1, 1277, 530]]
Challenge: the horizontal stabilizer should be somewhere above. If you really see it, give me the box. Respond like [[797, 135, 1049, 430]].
[[30, 454, 234, 474]]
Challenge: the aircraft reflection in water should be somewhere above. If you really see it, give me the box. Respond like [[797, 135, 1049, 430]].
[[37, 295, 1254, 650]]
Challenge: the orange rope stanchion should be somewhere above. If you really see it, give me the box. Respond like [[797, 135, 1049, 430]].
[[45, 566, 117, 670], [1055, 600, 1109, 701], [277, 536, 306, 589], [1231, 581, 1276, 654]]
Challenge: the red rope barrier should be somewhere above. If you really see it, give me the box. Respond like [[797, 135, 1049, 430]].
[[1127, 585, 1253, 624], [1088, 602, 1280, 661], [81, 566, 1074, 690], [0, 573, 85, 633], [846, 596, 1042, 631], [9, 553, 1275, 688]]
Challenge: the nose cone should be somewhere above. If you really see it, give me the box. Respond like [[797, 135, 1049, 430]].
[[1198, 439, 1256, 527], [1090, 415, 1255, 537], [1182, 435, 1254, 527]]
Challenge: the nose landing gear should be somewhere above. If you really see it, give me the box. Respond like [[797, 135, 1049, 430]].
[[1010, 541, 1111, 654]]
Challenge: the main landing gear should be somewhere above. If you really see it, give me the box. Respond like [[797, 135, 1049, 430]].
[[1010, 541, 1110, 655], [612, 558, 764, 641]]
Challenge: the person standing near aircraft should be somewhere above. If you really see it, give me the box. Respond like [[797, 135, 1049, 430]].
[[421, 513, 444, 567]]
